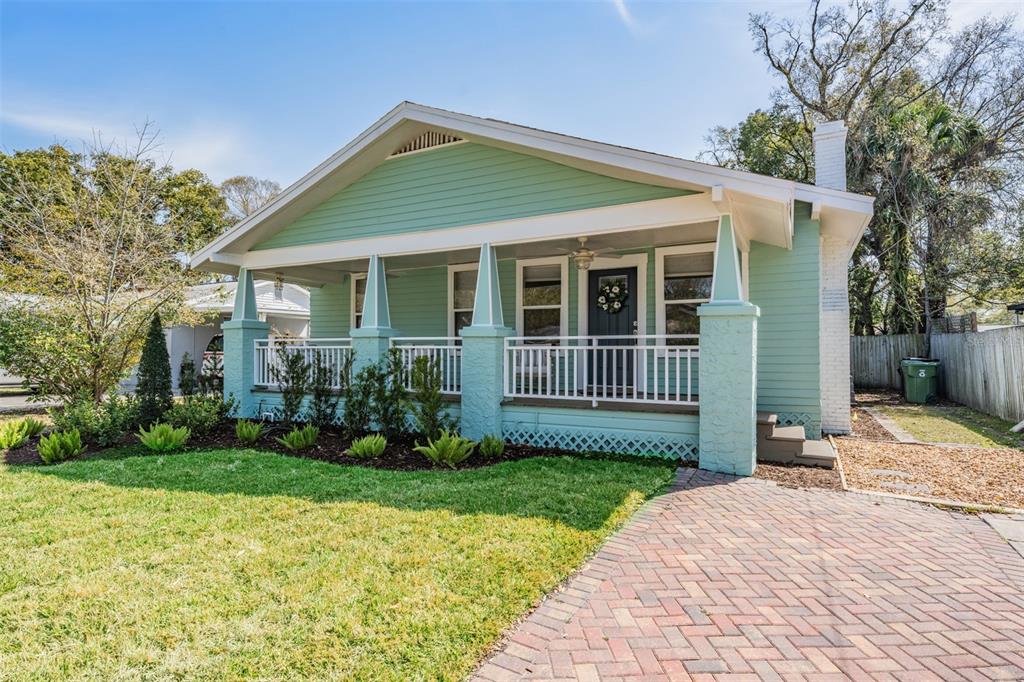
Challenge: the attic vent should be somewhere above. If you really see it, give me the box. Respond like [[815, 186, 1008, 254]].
[[390, 131, 463, 157]]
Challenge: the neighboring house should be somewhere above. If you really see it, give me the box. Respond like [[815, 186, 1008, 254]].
[[190, 103, 874, 475], [125, 280, 311, 391]]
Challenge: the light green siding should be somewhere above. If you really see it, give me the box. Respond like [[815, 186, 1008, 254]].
[[254, 143, 691, 250], [308, 282, 348, 338], [389, 267, 447, 336], [749, 202, 821, 436]]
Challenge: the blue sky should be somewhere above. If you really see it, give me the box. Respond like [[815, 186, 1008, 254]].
[[1, 1, 1019, 185]]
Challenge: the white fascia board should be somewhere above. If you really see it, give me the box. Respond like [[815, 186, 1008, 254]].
[[240, 195, 718, 271]]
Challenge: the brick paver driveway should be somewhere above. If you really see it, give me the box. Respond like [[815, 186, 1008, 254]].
[[476, 469, 1024, 681]]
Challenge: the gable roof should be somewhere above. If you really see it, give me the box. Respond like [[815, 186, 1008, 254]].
[[188, 281, 309, 317], [192, 102, 874, 273]]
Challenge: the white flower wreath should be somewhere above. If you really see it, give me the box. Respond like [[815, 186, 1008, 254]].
[[597, 280, 628, 314]]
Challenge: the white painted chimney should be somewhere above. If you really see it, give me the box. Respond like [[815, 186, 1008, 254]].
[[813, 121, 848, 191]]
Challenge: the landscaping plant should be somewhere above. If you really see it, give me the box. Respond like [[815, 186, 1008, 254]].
[[165, 394, 234, 436], [37, 429, 85, 464], [307, 354, 343, 427], [138, 423, 190, 452], [409, 355, 457, 440], [270, 345, 308, 425], [345, 433, 387, 459], [235, 419, 268, 445], [275, 424, 319, 451], [479, 434, 506, 458], [343, 359, 373, 436], [50, 395, 139, 447], [0, 418, 40, 450], [137, 313, 174, 426], [373, 349, 408, 439], [414, 430, 477, 469], [178, 353, 198, 397]]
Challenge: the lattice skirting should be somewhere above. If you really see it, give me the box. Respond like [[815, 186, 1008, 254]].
[[775, 412, 822, 440], [502, 426, 698, 461]]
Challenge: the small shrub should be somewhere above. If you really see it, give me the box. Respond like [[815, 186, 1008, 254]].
[[414, 430, 476, 469], [49, 398, 101, 441], [275, 424, 319, 451], [197, 353, 224, 395], [308, 354, 343, 428], [179, 353, 198, 397], [20, 417, 46, 439], [138, 422, 190, 452], [346, 433, 386, 459], [165, 394, 232, 436], [137, 313, 173, 426], [343, 358, 373, 436], [235, 419, 268, 445], [479, 434, 506, 458], [409, 355, 457, 440], [0, 420, 31, 450], [270, 346, 309, 426], [37, 429, 85, 464], [53, 395, 140, 447], [374, 349, 409, 439]]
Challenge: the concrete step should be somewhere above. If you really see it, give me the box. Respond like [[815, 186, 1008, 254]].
[[793, 439, 836, 469], [767, 425, 806, 442], [757, 412, 778, 426]]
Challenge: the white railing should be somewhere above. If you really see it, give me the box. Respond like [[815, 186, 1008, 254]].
[[390, 337, 462, 394], [504, 335, 699, 406], [255, 338, 352, 389]]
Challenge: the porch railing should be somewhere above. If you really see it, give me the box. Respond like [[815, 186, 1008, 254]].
[[254, 338, 353, 389], [504, 335, 699, 406], [390, 337, 462, 395]]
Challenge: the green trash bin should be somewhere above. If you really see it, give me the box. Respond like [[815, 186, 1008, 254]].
[[900, 357, 940, 404]]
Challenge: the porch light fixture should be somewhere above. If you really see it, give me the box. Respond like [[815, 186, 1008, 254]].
[[564, 237, 621, 271]]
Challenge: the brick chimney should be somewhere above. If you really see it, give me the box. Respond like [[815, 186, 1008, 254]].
[[813, 121, 848, 191]]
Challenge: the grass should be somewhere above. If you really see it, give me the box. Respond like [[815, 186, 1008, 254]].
[[878, 403, 1024, 450], [0, 449, 674, 681]]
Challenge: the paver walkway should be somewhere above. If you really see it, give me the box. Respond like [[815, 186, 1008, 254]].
[[475, 469, 1024, 681]]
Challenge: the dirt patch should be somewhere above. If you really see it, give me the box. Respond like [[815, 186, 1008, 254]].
[[850, 408, 897, 441], [753, 461, 843, 491], [837, 436, 1024, 508]]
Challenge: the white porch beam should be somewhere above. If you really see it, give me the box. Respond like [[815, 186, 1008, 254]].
[[238, 195, 720, 271]]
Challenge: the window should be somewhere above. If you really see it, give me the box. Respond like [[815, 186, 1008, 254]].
[[656, 245, 715, 342], [516, 257, 567, 339], [448, 265, 477, 336], [351, 275, 366, 329]]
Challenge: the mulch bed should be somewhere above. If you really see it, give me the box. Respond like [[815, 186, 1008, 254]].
[[753, 461, 843, 491], [837, 437, 1024, 509], [850, 407, 898, 441]]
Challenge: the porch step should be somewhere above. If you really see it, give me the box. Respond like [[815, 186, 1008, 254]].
[[756, 413, 836, 469]]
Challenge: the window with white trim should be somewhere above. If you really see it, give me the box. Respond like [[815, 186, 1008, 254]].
[[516, 257, 568, 339], [448, 265, 477, 336], [656, 245, 714, 343], [351, 274, 366, 329]]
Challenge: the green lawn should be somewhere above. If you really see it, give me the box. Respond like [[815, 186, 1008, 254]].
[[0, 449, 674, 680], [878, 403, 1024, 449]]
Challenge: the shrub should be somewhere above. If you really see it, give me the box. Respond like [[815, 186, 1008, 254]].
[[235, 419, 267, 445], [165, 394, 233, 436], [346, 433, 386, 459], [307, 354, 342, 428], [414, 430, 476, 469], [270, 346, 308, 426], [343, 358, 373, 437], [0, 420, 31, 450], [37, 429, 85, 464], [275, 424, 319, 451], [137, 313, 173, 426], [20, 417, 46, 439], [373, 349, 408, 439], [138, 422, 190, 452], [479, 434, 506, 458], [50, 395, 139, 447], [197, 353, 223, 395], [178, 353, 198, 397], [409, 355, 457, 440]]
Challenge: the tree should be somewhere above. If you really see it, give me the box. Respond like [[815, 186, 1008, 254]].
[[704, 0, 1024, 335], [179, 352, 198, 397], [220, 175, 281, 220], [136, 313, 173, 426], [0, 127, 230, 401]]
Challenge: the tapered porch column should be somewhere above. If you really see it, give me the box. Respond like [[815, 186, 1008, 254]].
[[460, 243, 514, 440], [697, 215, 760, 475], [350, 255, 398, 374], [223, 267, 270, 418]]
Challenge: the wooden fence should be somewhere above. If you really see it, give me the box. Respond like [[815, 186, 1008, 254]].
[[850, 327, 1024, 423]]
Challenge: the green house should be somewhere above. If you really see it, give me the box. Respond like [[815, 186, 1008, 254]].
[[192, 104, 873, 475]]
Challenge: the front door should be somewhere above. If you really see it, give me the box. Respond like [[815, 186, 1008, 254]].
[[588, 267, 638, 394]]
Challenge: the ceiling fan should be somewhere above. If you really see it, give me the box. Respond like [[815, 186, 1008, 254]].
[[556, 237, 622, 271]]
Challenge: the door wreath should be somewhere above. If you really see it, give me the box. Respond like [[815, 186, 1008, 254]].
[[596, 280, 628, 314]]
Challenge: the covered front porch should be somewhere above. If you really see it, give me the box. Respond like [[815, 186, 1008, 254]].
[[225, 210, 760, 474]]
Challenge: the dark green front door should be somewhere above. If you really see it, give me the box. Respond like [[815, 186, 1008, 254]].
[[588, 267, 638, 392]]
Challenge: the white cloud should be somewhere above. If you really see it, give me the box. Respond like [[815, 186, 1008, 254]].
[[611, 0, 636, 30], [1, 104, 256, 182]]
